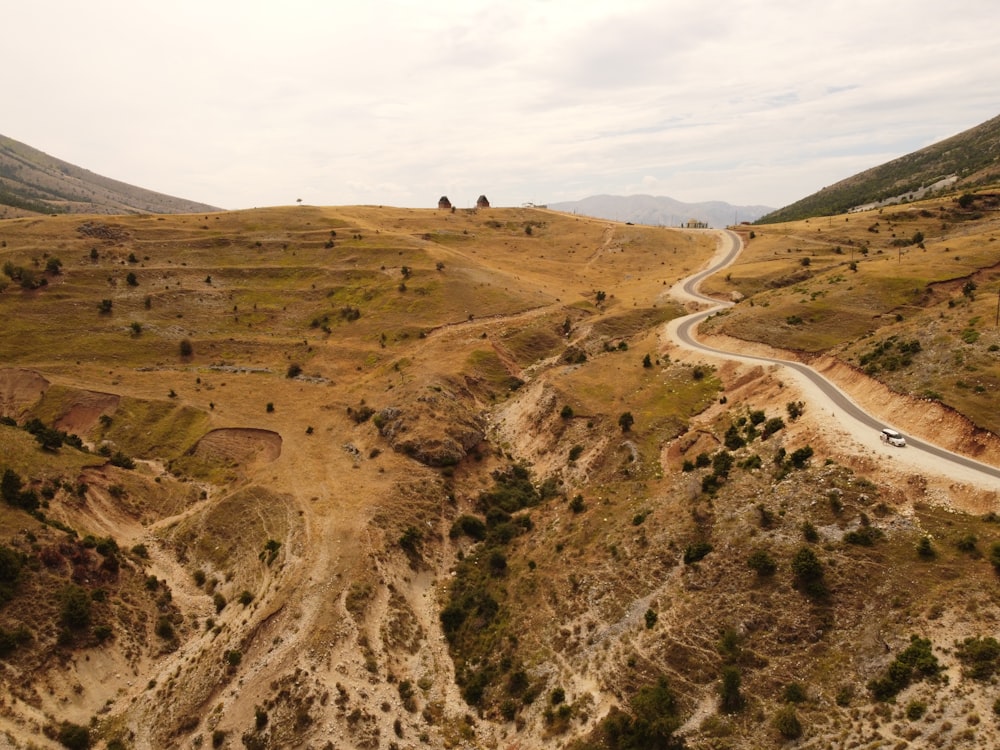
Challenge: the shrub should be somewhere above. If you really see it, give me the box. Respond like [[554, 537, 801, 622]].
[[618, 412, 634, 433], [917, 535, 936, 559], [783, 682, 807, 703], [789, 445, 814, 468], [569, 495, 586, 513], [450, 515, 487, 541], [109, 451, 135, 469], [126, 272, 138, 287], [155, 616, 175, 639], [719, 666, 744, 713], [868, 635, 941, 701], [286, 363, 302, 378], [844, 526, 883, 546], [772, 706, 802, 739], [560, 404, 574, 419], [59, 585, 92, 631], [906, 700, 926, 720], [98, 299, 113, 314], [568, 445, 584, 462], [684, 541, 712, 564], [724, 425, 745, 450], [761, 416, 785, 439], [238, 590, 254, 606], [57, 722, 91, 750], [399, 526, 422, 554], [791, 547, 826, 598], [595, 676, 681, 749], [747, 549, 777, 576], [179, 338, 193, 357], [955, 636, 1000, 680]]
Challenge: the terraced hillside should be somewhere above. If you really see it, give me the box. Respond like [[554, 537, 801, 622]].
[[1, 205, 999, 750]]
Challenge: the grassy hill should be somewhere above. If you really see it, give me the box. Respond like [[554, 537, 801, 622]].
[[1, 205, 999, 749], [758, 113, 1000, 223], [0, 134, 220, 218]]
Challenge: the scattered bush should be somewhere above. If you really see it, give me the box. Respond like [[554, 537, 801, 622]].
[[772, 706, 802, 739], [747, 549, 777, 577], [684, 541, 712, 565], [955, 636, 1000, 680], [868, 635, 941, 701], [57, 722, 91, 750]]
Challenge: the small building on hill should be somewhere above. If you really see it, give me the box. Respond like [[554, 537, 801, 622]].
[[476, 195, 490, 209], [438, 196, 452, 210]]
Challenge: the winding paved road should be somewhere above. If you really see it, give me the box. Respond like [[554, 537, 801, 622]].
[[667, 230, 1000, 489]]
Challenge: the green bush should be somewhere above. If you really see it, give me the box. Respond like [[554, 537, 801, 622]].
[[783, 682, 807, 703], [747, 549, 777, 577], [719, 666, 744, 713], [683, 541, 712, 565], [791, 547, 826, 599], [450, 514, 487, 541], [57, 722, 91, 749], [868, 635, 940, 701], [955, 636, 1000, 680], [772, 706, 802, 739], [59, 584, 92, 630]]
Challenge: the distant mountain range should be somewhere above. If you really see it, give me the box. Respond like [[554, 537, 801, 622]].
[[759, 112, 1000, 223], [546, 194, 774, 229], [0, 134, 220, 218]]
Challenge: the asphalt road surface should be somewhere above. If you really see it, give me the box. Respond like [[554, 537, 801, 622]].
[[670, 230, 1000, 486]]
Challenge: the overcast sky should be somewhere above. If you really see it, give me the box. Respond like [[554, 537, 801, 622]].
[[5, 1, 1000, 211]]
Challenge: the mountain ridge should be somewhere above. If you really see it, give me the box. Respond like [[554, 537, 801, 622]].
[[0, 133, 221, 218], [758, 112, 1000, 223], [547, 193, 774, 228]]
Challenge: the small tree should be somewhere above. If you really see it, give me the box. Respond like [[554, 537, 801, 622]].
[[747, 548, 777, 576], [126, 272, 138, 287], [618, 412, 634, 433], [719, 666, 744, 713]]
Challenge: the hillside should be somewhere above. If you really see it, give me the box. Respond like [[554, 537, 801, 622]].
[[0, 134, 220, 218], [759, 112, 1000, 223], [1, 205, 999, 750], [548, 194, 773, 228]]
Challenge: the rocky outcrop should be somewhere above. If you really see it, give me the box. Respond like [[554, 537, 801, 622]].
[[375, 386, 484, 466]]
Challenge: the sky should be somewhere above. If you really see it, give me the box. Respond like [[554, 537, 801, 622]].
[[5, 1, 1000, 211]]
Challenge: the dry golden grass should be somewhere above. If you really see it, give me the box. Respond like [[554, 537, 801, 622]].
[[3, 203, 1000, 750]]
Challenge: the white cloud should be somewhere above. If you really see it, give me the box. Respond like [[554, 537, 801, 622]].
[[3, 0, 999, 210]]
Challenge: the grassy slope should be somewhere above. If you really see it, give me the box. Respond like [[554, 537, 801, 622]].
[[1, 205, 1000, 749], [704, 192, 1000, 434]]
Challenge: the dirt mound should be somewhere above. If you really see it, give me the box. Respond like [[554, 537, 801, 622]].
[[191, 428, 283, 466], [54, 390, 120, 435], [0, 368, 49, 419]]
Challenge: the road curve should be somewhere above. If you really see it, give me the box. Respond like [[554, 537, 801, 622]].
[[666, 230, 1000, 489]]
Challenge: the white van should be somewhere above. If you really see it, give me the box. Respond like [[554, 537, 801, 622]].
[[880, 428, 906, 447]]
